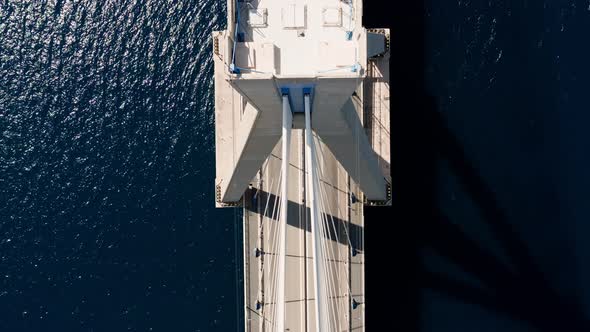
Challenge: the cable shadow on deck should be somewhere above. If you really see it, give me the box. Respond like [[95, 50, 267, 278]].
[[243, 187, 364, 251]]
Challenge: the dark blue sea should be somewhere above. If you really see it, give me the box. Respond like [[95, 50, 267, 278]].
[[1, 0, 589, 331], [0, 1, 239, 331]]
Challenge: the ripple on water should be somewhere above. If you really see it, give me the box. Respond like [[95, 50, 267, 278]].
[[1, 1, 238, 331]]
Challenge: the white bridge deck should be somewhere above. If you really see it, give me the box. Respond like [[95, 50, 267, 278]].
[[239, 44, 390, 332], [242, 133, 366, 331]]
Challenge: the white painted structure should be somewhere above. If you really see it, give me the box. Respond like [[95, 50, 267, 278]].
[[213, 0, 391, 330], [214, 0, 388, 204]]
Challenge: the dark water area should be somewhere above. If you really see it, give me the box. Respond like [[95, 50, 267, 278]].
[[365, 0, 590, 331], [2, 0, 590, 331], [0, 1, 241, 331]]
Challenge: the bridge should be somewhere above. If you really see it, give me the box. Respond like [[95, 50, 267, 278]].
[[213, 0, 391, 330]]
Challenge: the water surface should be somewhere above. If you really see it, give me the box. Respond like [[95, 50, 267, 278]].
[[1, 1, 240, 331]]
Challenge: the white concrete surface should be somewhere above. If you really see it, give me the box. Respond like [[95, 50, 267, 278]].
[[235, 0, 359, 75]]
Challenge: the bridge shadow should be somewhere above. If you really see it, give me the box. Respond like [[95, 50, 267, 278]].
[[419, 100, 590, 331], [364, 1, 588, 332]]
